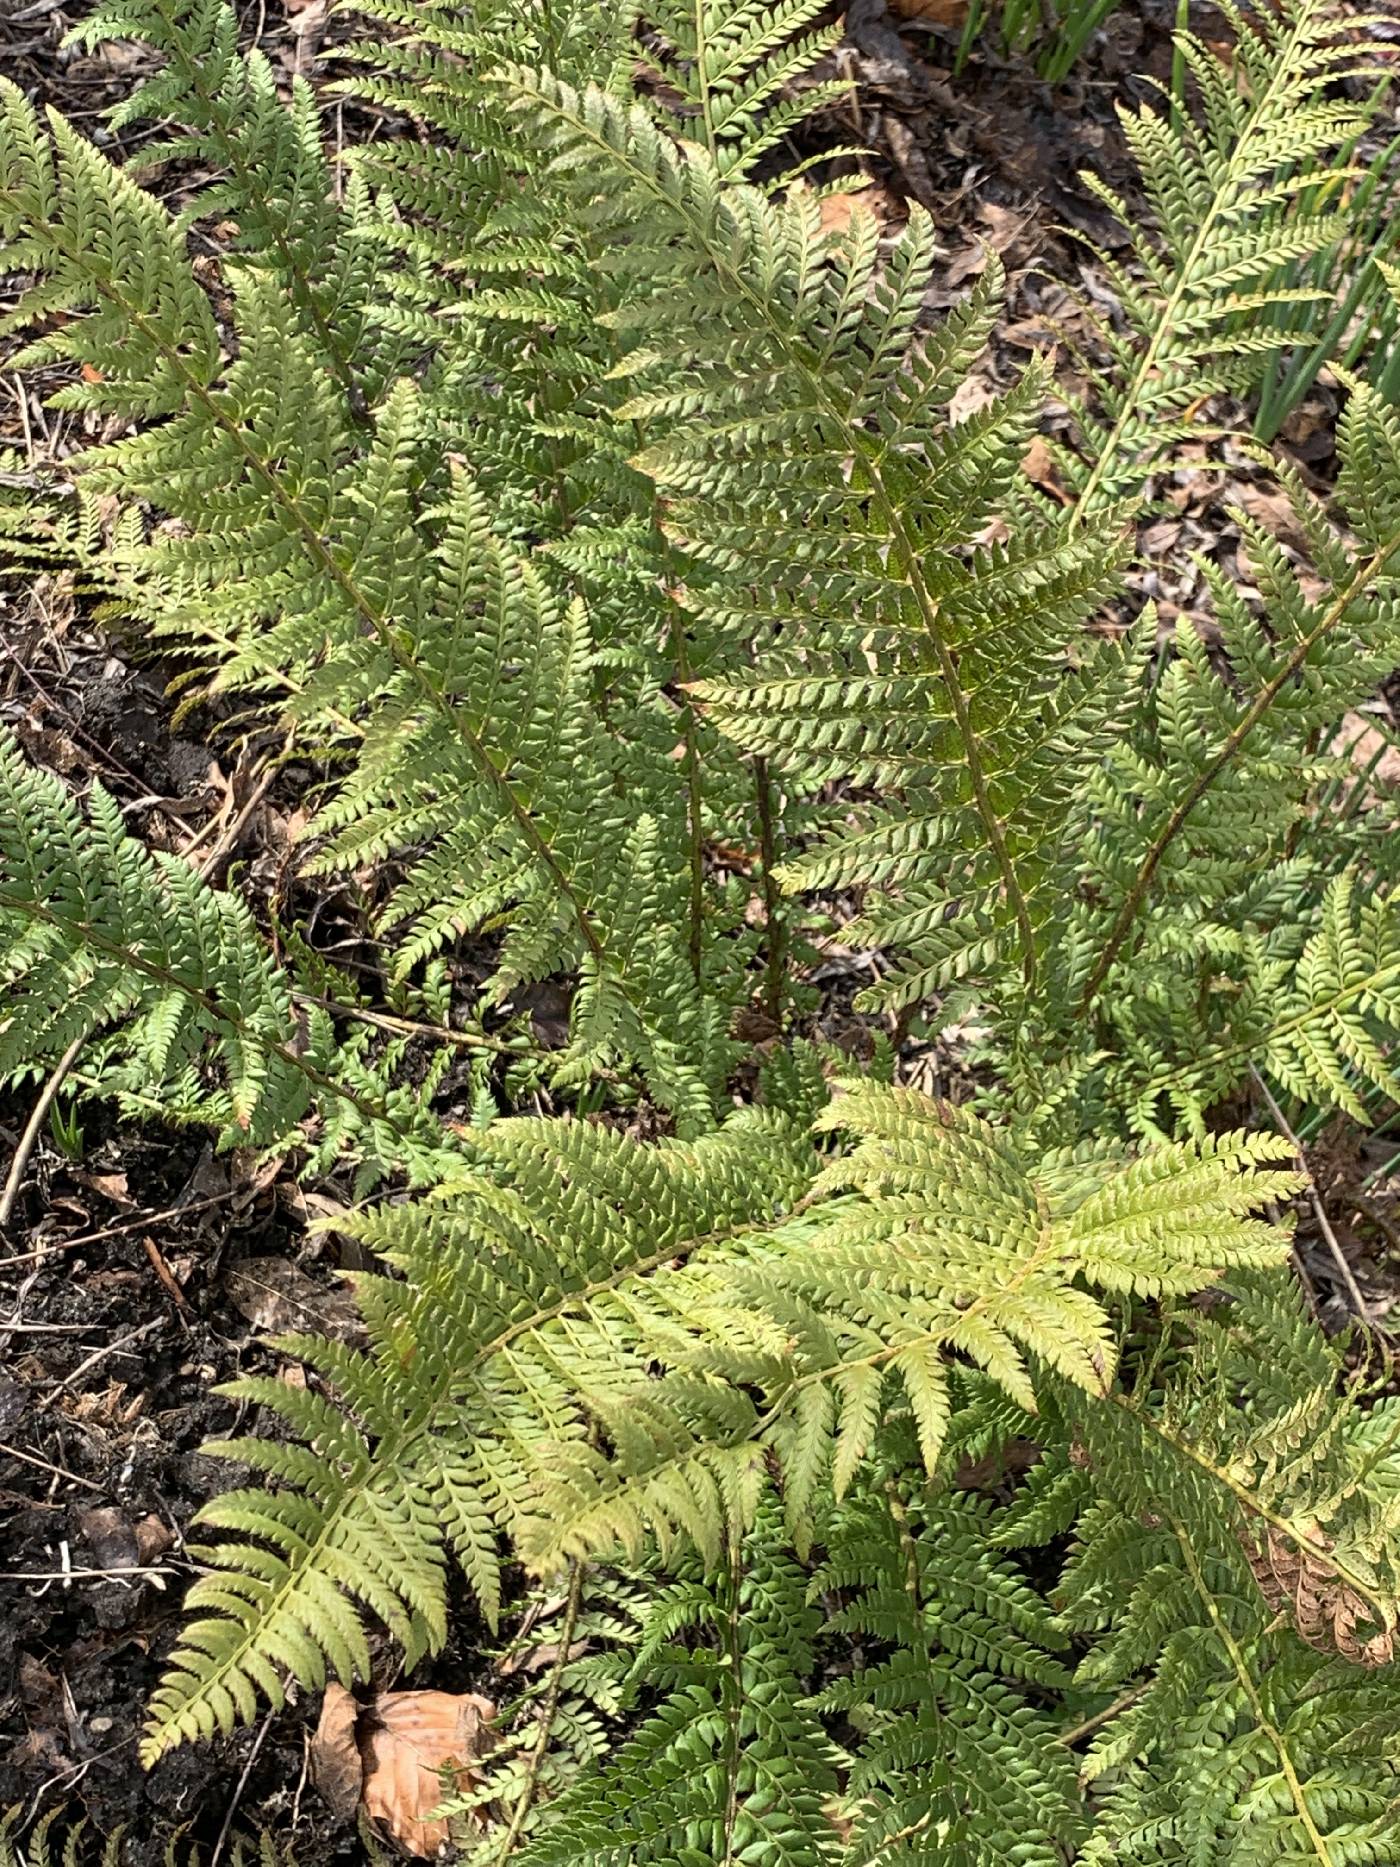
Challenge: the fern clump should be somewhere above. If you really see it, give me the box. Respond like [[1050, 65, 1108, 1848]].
[[2, 0, 1399, 1857]]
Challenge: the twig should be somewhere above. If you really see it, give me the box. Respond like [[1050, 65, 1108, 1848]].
[[0, 1183, 255, 1268], [210, 1709, 276, 1867], [2, 1564, 176, 1584], [142, 1234, 192, 1318], [1249, 1066, 1376, 1326], [0, 1440, 105, 1494], [1058, 1682, 1149, 1748], [494, 1560, 586, 1863], [0, 1032, 87, 1228], [194, 736, 288, 882], [41, 1317, 164, 1403]]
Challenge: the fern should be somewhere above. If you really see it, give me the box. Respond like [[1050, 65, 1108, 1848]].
[[137, 1084, 1301, 1759], [813, 1479, 1082, 1865], [2, 0, 1400, 1853], [517, 1508, 842, 1867], [1058, 0, 1391, 516], [0, 1808, 295, 1867], [1033, 1276, 1400, 1860], [0, 727, 309, 1144]]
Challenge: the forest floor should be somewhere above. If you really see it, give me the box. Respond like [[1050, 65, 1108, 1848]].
[[2, 1, 1399, 1861]]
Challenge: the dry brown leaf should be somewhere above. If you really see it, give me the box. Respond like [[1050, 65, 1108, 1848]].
[[887, 0, 969, 21], [312, 1683, 364, 1823], [312, 1685, 496, 1857], [816, 185, 897, 240], [1246, 1524, 1396, 1667], [1332, 711, 1400, 788], [1020, 436, 1056, 486], [223, 1256, 361, 1340], [948, 376, 996, 425]]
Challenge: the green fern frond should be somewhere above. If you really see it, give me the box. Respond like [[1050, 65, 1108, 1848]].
[[518, 1504, 843, 1867], [143, 1084, 1302, 1758], [1064, 0, 1390, 517]]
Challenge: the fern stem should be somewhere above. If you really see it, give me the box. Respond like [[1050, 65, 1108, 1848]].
[[0, 886, 426, 1152], [1120, 1397, 1395, 1622], [493, 1559, 586, 1862], [719, 1532, 744, 1867], [1247, 1064, 1374, 1324], [753, 757, 786, 1024], [1078, 525, 1400, 1010], [1056, 1681, 1149, 1748], [1172, 1518, 1338, 1866], [533, 95, 1040, 985], [657, 522, 707, 988], [292, 992, 526, 1056], [1067, 0, 1318, 526]]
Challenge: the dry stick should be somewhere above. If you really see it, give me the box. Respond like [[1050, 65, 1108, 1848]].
[[193, 744, 286, 882], [210, 1708, 276, 1867], [1249, 1064, 1379, 1328], [0, 1184, 255, 1269], [2, 1565, 176, 1585], [40, 1317, 165, 1405], [493, 1560, 586, 1863], [0, 1440, 105, 1494], [0, 1031, 88, 1229]]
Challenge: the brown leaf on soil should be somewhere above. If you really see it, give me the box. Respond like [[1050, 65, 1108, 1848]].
[[1245, 1524, 1396, 1666], [312, 1684, 497, 1857], [1020, 436, 1061, 493], [312, 1683, 364, 1823], [817, 185, 898, 240], [1332, 711, 1400, 788], [223, 1255, 361, 1341], [887, 0, 969, 20]]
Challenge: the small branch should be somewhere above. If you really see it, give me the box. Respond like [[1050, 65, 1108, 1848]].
[[1249, 1066, 1379, 1329], [0, 1440, 105, 1494], [194, 736, 289, 882], [494, 1560, 587, 1863], [41, 1317, 165, 1405], [210, 1708, 276, 1867], [753, 757, 786, 1026], [0, 1032, 87, 1229], [1058, 1682, 1148, 1749]]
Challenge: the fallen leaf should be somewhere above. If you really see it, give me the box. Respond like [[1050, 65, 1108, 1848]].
[[313, 1685, 496, 1857], [77, 1506, 138, 1573], [887, 0, 968, 20], [363, 1691, 496, 1854], [1020, 436, 1057, 487], [312, 1683, 364, 1823], [74, 1169, 131, 1208], [948, 376, 996, 424], [224, 1256, 362, 1340], [817, 185, 897, 239], [1333, 711, 1400, 787]]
